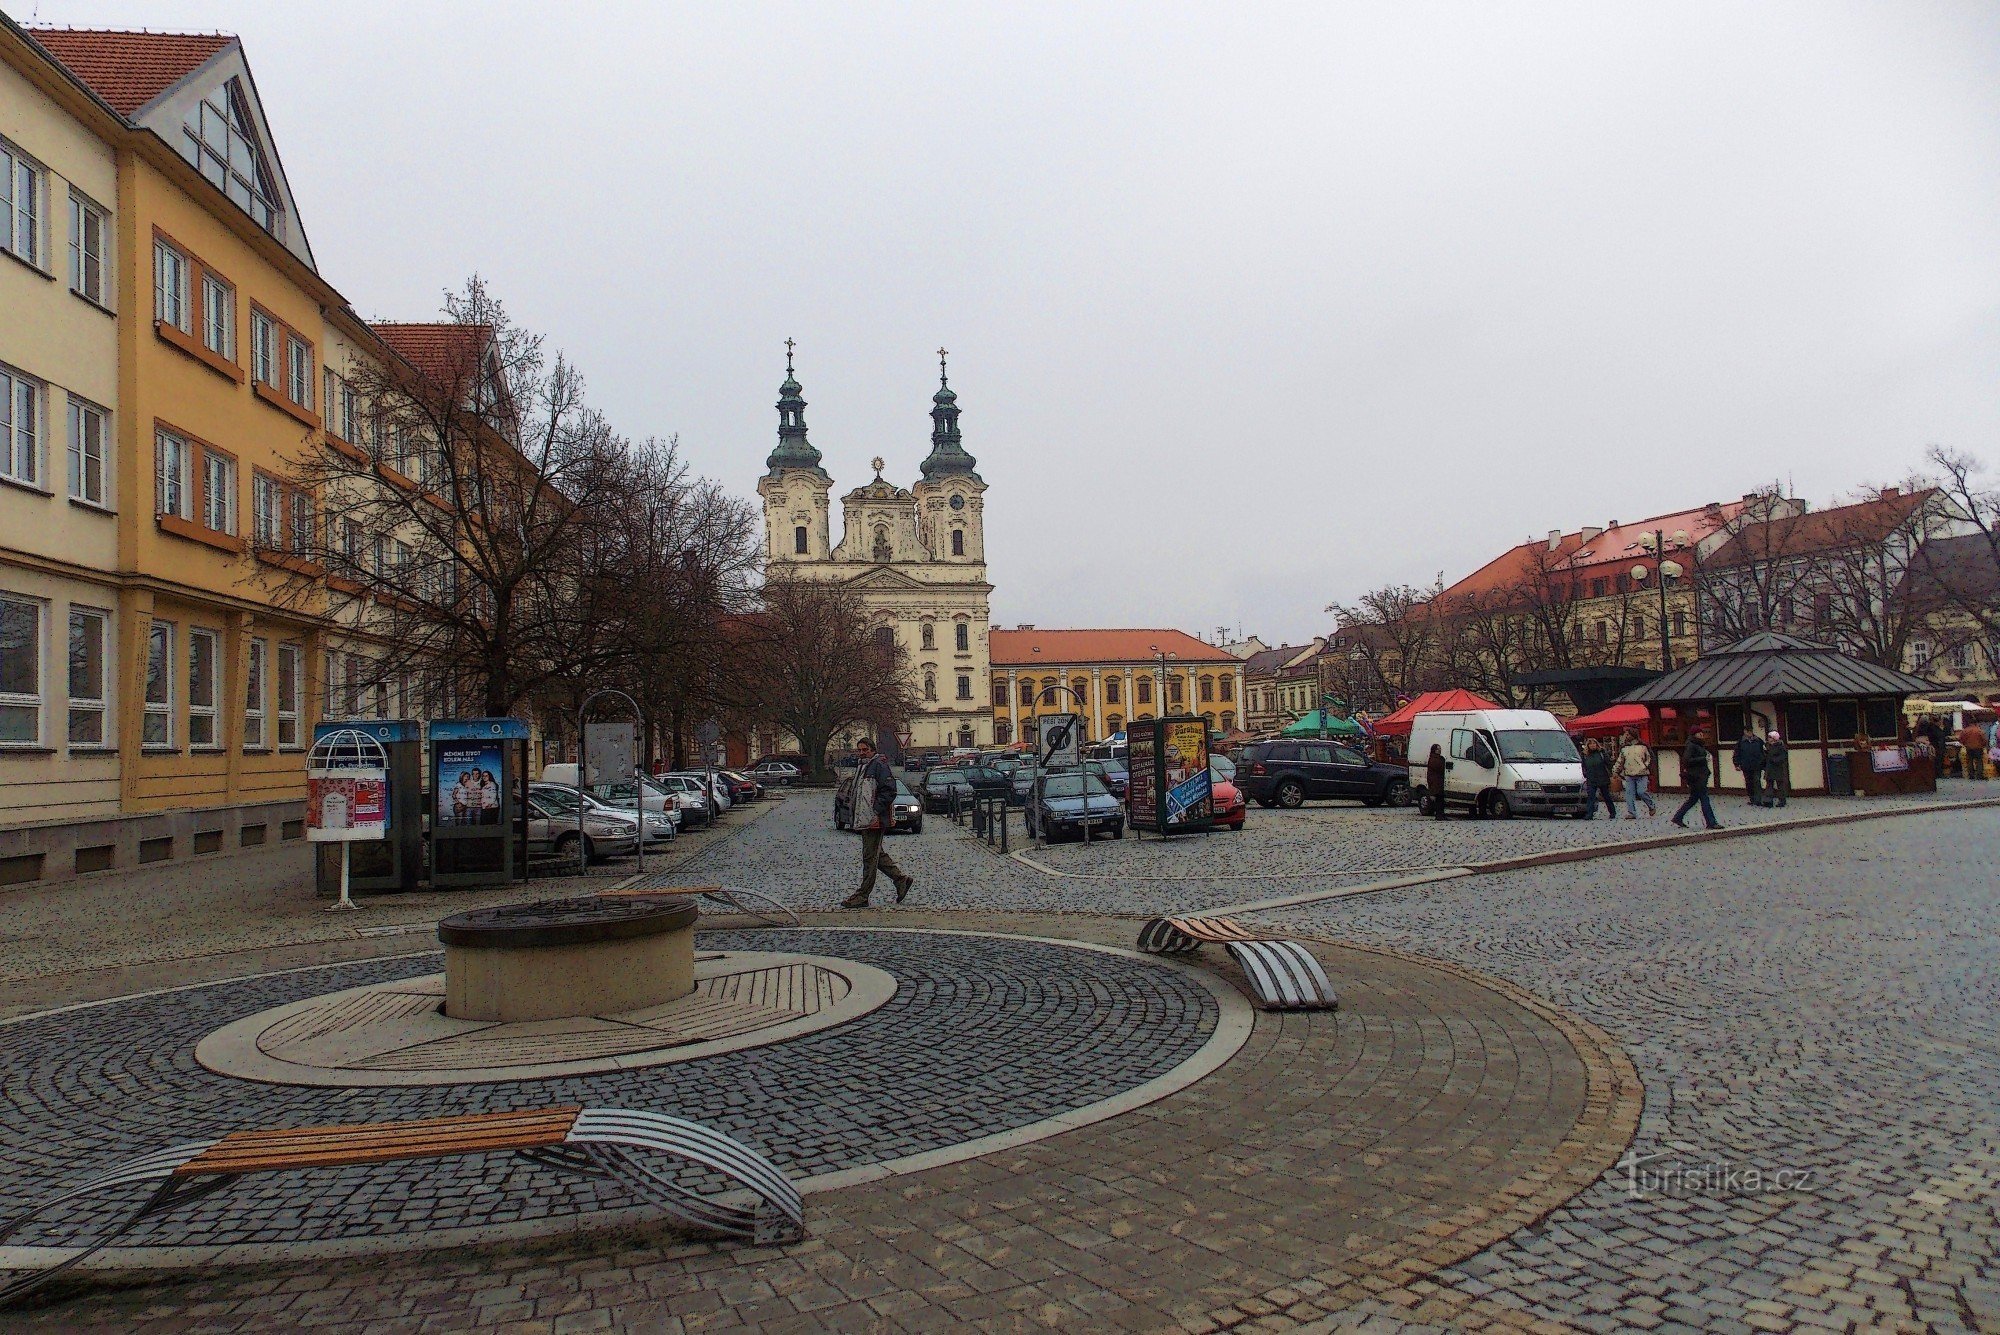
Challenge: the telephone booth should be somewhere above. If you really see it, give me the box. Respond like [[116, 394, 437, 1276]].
[[428, 718, 530, 888], [313, 719, 424, 896]]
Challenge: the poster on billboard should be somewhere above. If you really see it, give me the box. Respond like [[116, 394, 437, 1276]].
[[1161, 719, 1213, 829], [1039, 713, 1081, 770], [585, 720, 636, 787], [307, 768, 388, 842], [1127, 725, 1158, 826], [435, 742, 505, 826]]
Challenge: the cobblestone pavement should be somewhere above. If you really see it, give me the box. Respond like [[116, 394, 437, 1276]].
[[1266, 809, 2000, 1333], [7, 914, 1631, 1332]]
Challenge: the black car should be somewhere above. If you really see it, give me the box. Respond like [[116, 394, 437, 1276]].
[[918, 767, 1010, 812], [1237, 739, 1412, 809], [1083, 759, 1128, 799], [891, 781, 924, 834]]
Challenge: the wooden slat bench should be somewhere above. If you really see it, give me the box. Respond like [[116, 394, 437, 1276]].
[[1137, 916, 1338, 1012], [0, 1104, 803, 1306], [603, 884, 799, 928]]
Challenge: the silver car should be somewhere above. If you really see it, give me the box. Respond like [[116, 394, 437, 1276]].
[[531, 783, 675, 846], [526, 792, 639, 862]]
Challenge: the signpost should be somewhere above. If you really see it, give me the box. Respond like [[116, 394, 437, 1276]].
[[579, 689, 645, 878], [306, 728, 390, 912], [1037, 710, 1086, 846]]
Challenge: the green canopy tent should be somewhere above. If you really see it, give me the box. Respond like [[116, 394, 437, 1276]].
[[1279, 710, 1363, 738]]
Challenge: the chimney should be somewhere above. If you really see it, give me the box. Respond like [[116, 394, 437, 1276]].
[[1015, 623, 1034, 630], [1880, 486, 1900, 500], [1580, 526, 1604, 544], [1548, 529, 1561, 551]]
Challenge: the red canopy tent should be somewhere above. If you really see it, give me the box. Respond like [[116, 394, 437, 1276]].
[[1372, 689, 1501, 737], [1562, 703, 1652, 743]]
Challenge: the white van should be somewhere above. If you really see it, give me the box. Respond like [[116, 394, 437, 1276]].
[[1406, 709, 1587, 818]]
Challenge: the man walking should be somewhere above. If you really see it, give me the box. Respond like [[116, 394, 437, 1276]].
[[1581, 739, 1617, 819], [841, 738, 914, 909], [1618, 731, 1656, 819], [1672, 726, 1722, 830], [1958, 721, 1987, 781], [1425, 743, 1449, 821], [1733, 726, 1767, 808], [1764, 730, 1789, 806]]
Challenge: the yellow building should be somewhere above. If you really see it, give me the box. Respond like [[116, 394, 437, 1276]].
[[988, 628, 1245, 746]]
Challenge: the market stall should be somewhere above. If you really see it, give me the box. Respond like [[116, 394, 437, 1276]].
[[1562, 703, 1652, 745], [1370, 690, 1501, 738], [1616, 633, 1934, 796]]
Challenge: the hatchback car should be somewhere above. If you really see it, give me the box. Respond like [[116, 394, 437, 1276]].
[[1025, 771, 1124, 842], [1237, 740, 1412, 809]]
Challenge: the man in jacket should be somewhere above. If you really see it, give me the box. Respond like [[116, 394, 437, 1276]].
[[841, 738, 915, 909], [1958, 722, 1988, 780], [1672, 727, 1722, 830], [1581, 739, 1617, 819], [1618, 732, 1656, 819], [1425, 744, 1449, 820], [1764, 730, 1789, 806], [1732, 728, 1767, 807]]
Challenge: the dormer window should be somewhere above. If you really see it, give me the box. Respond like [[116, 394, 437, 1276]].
[[183, 79, 282, 238]]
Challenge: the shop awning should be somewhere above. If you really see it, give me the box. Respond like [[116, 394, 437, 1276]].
[[1563, 703, 1652, 741], [1372, 689, 1501, 737], [1279, 710, 1364, 737]]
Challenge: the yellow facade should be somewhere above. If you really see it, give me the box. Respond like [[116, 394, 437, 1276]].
[[989, 650, 1246, 746]]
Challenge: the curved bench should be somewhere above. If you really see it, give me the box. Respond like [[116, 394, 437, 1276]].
[[1137, 915, 1338, 1011], [0, 1105, 803, 1306]]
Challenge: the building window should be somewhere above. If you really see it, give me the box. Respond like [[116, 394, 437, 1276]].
[[69, 191, 108, 304], [1220, 676, 1233, 702], [143, 620, 173, 747], [955, 622, 970, 652], [793, 525, 808, 555], [1137, 677, 1152, 704], [290, 489, 313, 555], [1107, 713, 1122, 734], [66, 398, 109, 506], [202, 450, 236, 533], [0, 595, 41, 745], [951, 529, 964, 556], [993, 680, 1008, 707], [66, 607, 109, 746], [1169, 677, 1184, 705], [1019, 680, 1033, 706], [188, 627, 220, 749], [923, 671, 937, 701], [1950, 643, 1974, 672], [183, 79, 282, 236], [921, 622, 935, 650], [0, 364, 41, 488], [154, 238, 190, 331], [244, 637, 267, 749], [286, 335, 314, 409], [253, 473, 283, 547], [1591, 577, 1608, 599], [995, 721, 1011, 744], [1672, 610, 1687, 639], [276, 642, 302, 747], [1200, 677, 1214, 703], [250, 309, 278, 386], [1106, 678, 1121, 704], [2, 140, 43, 267], [957, 674, 972, 700], [340, 381, 361, 443], [155, 429, 193, 520], [200, 273, 235, 359]]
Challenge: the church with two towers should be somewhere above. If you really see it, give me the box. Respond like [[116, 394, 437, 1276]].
[[757, 347, 996, 752]]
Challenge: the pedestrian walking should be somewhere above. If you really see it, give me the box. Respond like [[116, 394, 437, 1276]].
[[1764, 730, 1789, 806], [1581, 738, 1617, 819], [1425, 743, 1449, 821], [1733, 727, 1767, 808], [1672, 727, 1723, 830], [1618, 731, 1656, 819], [840, 738, 915, 909], [1959, 722, 1988, 780]]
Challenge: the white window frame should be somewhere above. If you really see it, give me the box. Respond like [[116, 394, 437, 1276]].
[[0, 363, 43, 488], [201, 271, 235, 360], [155, 428, 193, 520], [143, 619, 174, 748], [286, 335, 313, 409], [289, 488, 312, 555], [1, 139, 43, 268], [201, 450, 236, 534], [187, 626, 221, 749], [66, 605, 110, 748], [69, 190, 108, 304], [0, 593, 43, 747], [276, 641, 302, 748], [67, 396, 109, 507], [243, 636, 268, 749], [250, 309, 277, 385], [252, 472, 282, 547], [154, 238, 190, 332]]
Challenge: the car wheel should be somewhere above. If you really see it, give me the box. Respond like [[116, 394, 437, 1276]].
[[1382, 778, 1412, 808], [913, 820, 924, 835], [1275, 779, 1306, 809], [1111, 826, 1124, 839], [1490, 791, 1514, 819], [1256, 797, 1277, 809], [553, 833, 579, 863]]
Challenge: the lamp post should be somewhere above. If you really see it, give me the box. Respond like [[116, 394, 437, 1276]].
[[1638, 529, 1691, 672], [1150, 646, 1176, 715]]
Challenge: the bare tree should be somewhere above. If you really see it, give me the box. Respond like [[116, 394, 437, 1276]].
[[738, 574, 917, 780], [1326, 578, 1450, 705]]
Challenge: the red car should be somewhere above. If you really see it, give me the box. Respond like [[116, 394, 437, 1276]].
[[1211, 777, 1247, 830]]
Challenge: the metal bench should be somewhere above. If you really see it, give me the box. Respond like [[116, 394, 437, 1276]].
[[0, 1105, 803, 1306], [1137, 916, 1338, 1011], [604, 884, 799, 928]]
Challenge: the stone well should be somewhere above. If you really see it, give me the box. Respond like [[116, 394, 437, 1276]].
[[437, 894, 697, 1022]]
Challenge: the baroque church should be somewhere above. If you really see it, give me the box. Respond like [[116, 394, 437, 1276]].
[[758, 346, 996, 752]]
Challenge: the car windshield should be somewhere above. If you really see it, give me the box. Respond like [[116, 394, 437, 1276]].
[[1495, 730, 1580, 763], [895, 781, 915, 798], [929, 770, 967, 785], [532, 787, 581, 812], [962, 768, 1001, 781], [1041, 774, 1110, 799], [1208, 754, 1236, 779]]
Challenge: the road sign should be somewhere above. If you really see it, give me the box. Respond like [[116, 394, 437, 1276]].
[[1039, 713, 1081, 769]]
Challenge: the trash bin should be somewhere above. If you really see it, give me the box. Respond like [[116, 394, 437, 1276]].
[[428, 718, 531, 888]]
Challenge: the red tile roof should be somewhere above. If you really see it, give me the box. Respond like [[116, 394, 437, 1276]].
[[1437, 499, 1749, 604], [370, 323, 492, 386], [27, 28, 234, 116], [989, 628, 1238, 667], [1704, 489, 1936, 569]]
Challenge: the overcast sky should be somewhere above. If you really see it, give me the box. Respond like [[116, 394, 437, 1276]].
[[27, 1, 2000, 643]]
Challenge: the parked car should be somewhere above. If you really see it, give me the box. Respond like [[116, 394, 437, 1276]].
[[716, 769, 762, 802], [531, 783, 675, 845], [1009, 764, 1039, 807], [750, 758, 802, 785], [1237, 739, 1413, 809], [647, 773, 716, 828], [917, 766, 1010, 812], [539, 764, 684, 830], [1025, 771, 1124, 842], [525, 792, 640, 862], [891, 781, 924, 834], [902, 753, 933, 773], [1083, 758, 1128, 799], [1210, 770, 1247, 830], [667, 771, 732, 813], [1406, 709, 1587, 818]]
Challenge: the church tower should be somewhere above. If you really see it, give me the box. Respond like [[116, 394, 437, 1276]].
[[911, 349, 987, 566], [756, 340, 832, 564]]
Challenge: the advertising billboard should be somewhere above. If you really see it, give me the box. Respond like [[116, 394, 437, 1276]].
[[1127, 715, 1212, 834], [306, 769, 388, 842], [436, 742, 505, 827]]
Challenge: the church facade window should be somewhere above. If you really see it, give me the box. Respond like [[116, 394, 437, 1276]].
[[951, 529, 964, 556], [956, 674, 971, 700], [793, 525, 807, 554], [955, 622, 969, 652]]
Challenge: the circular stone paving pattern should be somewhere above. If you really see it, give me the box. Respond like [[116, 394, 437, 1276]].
[[0, 930, 1221, 1254]]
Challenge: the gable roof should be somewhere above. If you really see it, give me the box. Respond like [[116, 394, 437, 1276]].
[[1897, 532, 2000, 605], [989, 628, 1238, 668], [1618, 633, 1931, 705], [1242, 642, 1320, 678], [1704, 488, 1937, 570], [27, 28, 233, 116], [370, 323, 494, 386], [1438, 499, 1748, 604]]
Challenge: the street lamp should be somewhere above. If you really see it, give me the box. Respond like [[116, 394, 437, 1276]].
[[1638, 530, 1691, 671], [1148, 646, 1176, 717]]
